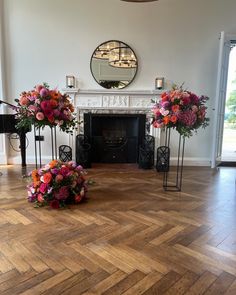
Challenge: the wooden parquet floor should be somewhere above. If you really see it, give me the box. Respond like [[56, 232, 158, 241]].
[[0, 164, 236, 294]]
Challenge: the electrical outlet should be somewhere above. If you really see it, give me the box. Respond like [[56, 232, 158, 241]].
[[35, 135, 44, 141]]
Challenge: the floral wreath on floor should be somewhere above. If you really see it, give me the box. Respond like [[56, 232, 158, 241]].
[[15, 83, 77, 133], [152, 84, 210, 137], [27, 160, 88, 209]]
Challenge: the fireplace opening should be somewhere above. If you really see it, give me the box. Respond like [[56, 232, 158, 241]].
[[83, 113, 146, 163]]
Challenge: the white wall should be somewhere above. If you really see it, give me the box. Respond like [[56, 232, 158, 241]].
[[2, 0, 236, 165], [0, 0, 7, 164]]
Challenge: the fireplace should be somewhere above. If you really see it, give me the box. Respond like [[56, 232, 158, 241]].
[[84, 113, 146, 163]]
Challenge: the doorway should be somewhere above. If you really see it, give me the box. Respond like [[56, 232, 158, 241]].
[[221, 45, 236, 163]]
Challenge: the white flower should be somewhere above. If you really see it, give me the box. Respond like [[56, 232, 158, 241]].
[[160, 107, 169, 116]]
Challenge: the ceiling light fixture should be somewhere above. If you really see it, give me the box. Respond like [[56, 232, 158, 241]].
[[93, 41, 120, 60], [109, 46, 137, 68]]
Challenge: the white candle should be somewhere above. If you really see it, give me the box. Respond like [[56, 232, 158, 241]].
[[67, 76, 75, 88], [157, 78, 163, 89]]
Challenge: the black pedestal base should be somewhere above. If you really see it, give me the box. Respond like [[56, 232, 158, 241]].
[[162, 128, 185, 192]]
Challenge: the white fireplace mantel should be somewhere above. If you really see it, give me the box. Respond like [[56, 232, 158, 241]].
[[62, 88, 163, 96], [62, 88, 162, 110], [61, 88, 162, 159]]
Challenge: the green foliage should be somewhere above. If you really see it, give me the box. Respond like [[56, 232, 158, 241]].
[[226, 84, 236, 124]]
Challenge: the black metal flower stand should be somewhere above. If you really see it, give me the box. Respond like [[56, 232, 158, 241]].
[[163, 128, 185, 192], [34, 125, 57, 168]]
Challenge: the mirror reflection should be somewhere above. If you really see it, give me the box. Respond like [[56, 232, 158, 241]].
[[90, 40, 138, 89]]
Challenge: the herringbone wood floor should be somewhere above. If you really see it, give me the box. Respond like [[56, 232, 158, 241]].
[[0, 164, 236, 294]]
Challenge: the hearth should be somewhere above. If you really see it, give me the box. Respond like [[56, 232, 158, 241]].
[[84, 113, 146, 163]]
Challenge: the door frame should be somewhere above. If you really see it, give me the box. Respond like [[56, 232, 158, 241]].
[[211, 32, 236, 168]]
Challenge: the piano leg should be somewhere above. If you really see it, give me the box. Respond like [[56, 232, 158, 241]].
[[19, 131, 26, 167]]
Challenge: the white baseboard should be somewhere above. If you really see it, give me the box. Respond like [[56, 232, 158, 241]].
[[0, 153, 7, 164], [7, 154, 211, 167], [7, 155, 77, 165], [169, 157, 211, 166], [7, 155, 59, 165]]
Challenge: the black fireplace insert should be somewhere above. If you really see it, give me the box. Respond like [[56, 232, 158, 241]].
[[84, 113, 146, 163]]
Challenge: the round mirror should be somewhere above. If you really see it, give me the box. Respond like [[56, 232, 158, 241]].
[[90, 40, 138, 89]]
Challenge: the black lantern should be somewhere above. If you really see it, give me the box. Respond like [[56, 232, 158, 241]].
[[155, 77, 164, 90]]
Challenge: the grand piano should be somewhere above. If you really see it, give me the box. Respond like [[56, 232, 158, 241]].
[[0, 111, 28, 167]]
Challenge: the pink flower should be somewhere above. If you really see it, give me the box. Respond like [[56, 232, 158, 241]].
[[36, 112, 45, 121], [191, 105, 198, 113], [182, 97, 191, 105], [190, 93, 199, 104], [19, 96, 29, 106], [68, 161, 77, 168], [29, 94, 38, 101], [28, 105, 38, 112], [40, 100, 50, 111], [153, 121, 163, 128], [60, 166, 69, 176], [35, 84, 44, 93], [54, 186, 69, 200], [51, 168, 59, 174], [53, 109, 60, 117], [161, 101, 170, 108], [178, 110, 197, 126], [76, 165, 83, 171], [37, 194, 44, 203], [40, 88, 49, 97], [55, 174, 63, 182], [199, 107, 206, 120], [160, 108, 169, 116], [39, 183, 48, 193]]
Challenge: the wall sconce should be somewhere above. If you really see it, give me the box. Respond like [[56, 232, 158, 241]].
[[155, 77, 164, 90], [66, 75, 75, 88]]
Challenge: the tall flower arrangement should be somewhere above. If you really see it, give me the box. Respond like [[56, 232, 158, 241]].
[[152, 85, 209, 137], [27, 160, 88, 209], [15, 83, 77, 133]]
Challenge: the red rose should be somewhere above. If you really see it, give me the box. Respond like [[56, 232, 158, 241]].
[[75, 194, 82, 203]]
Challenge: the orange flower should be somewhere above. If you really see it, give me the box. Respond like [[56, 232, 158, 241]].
[[161, 92, 169, 102], [170, 115, 177, 123], [33, 180, 40, 187], [31, 90, 39, 97], [31, 169, 38, 178], [49, 90, 61, 100], [49, 160, 58, 168], [31, 169, 40, 183], [43, 172, 52, 184], [163, 116, 170, 125], [69, 104, 75, 112], [171, 105, 180, 113], [49, 99, 58, 108]]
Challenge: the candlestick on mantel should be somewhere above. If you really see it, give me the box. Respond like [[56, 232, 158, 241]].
[[155, 77, 164, 90], [66, 75, 75, 88]]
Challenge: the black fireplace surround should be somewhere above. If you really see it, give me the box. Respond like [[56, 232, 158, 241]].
[[84, 113, 146, 163]]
